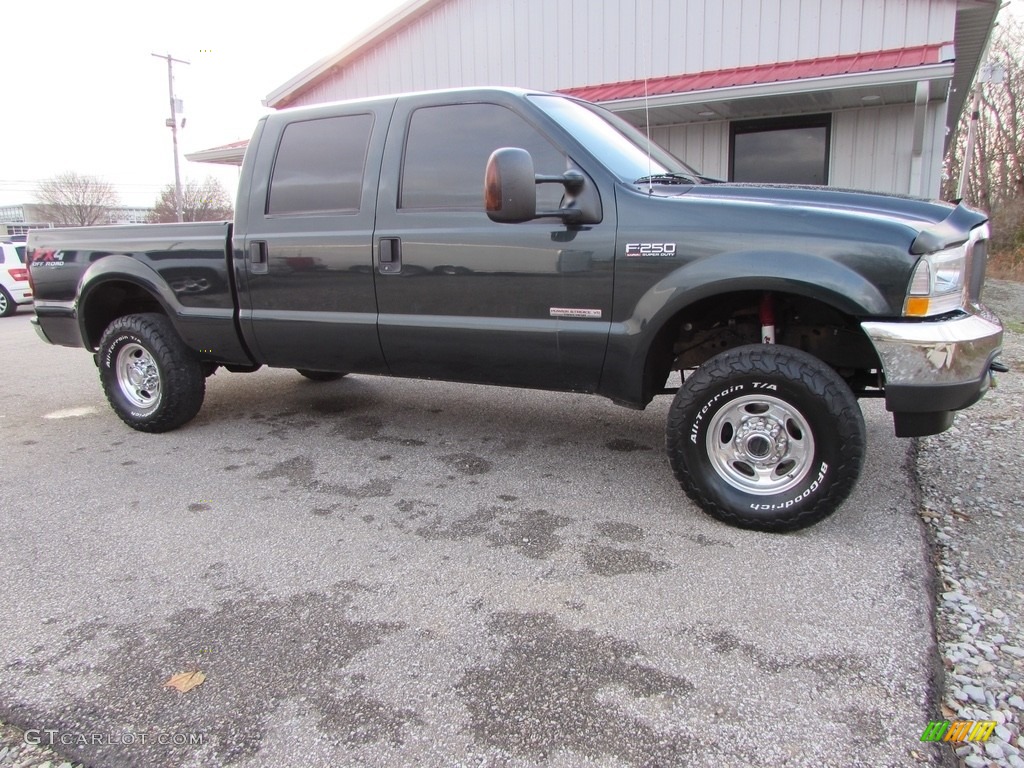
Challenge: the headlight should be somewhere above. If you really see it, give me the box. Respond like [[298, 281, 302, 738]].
[[904, 243, 968, 317]]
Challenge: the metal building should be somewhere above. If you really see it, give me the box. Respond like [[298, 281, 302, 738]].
[[190, 0, 999, 199]]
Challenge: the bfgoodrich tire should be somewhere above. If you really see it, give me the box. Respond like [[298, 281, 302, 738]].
[[98, 313, 205, 433], [666, 344, 866, 532]]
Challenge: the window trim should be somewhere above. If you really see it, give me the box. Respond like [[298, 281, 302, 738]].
[[728, 113, 832, 185]]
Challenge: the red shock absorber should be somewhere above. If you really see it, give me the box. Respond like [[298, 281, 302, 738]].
[[760, 292, 775, 344]]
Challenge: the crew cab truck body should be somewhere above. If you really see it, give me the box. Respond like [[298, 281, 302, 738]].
[[28, 87, 1004, 531]]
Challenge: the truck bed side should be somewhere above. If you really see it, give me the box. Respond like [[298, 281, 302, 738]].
[[28, 221, 253, 366]]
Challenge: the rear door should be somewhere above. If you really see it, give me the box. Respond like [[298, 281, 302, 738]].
[[372, 92, 616, 391], [237, 100, 395, 372]]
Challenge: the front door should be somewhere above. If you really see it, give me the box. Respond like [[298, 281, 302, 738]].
[[372, 94, 616, 392]]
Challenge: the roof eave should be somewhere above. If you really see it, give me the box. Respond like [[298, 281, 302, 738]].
[[592, 63, 956, 112], [264, 0, 443, 108]]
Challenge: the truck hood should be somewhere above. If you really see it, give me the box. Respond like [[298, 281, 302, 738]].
[[662, 183, 986, 253]]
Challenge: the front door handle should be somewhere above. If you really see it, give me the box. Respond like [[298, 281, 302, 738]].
[[249, 241, 268, 275], [379, 237, 401, 275]]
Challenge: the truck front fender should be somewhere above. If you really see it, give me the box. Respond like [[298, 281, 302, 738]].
[[598, 250, 893, 407]]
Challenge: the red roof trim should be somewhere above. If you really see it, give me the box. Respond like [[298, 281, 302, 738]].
[[557, 43, 950, 103]]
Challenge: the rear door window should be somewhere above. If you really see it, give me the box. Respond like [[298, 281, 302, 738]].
[[267, 113, 374, 216]]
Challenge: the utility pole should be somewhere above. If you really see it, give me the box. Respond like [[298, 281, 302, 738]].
[[152, 53, 190, 222]]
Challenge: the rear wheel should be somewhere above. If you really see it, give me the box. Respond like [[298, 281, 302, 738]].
[[297, 370, 347, 382], [0, 287, 15, 317], [98, 313, 205, 432], [666, 344, 865, 532]]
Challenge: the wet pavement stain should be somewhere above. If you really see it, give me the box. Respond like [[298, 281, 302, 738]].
[[257, 456, 392, 499], [679, 533, 734, 549], [694, 625, 868, 680], [581, 545, 672, 577], [457, 612, 695, 764], [604, 438, 653, 452], [416, 506, 570, 560], [595, 521, 645, 543], [332, 415, 383, 441], [439, 453, 492, 475], [8, 586, 413, 767]]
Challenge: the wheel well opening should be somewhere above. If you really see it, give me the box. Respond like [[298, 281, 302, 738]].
[[83, 282, 165, 349], [645, 291, 883, 401]]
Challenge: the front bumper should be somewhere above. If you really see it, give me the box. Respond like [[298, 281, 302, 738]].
[[861, 304, 1003, 437]]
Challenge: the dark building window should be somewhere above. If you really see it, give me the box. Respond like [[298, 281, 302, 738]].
[[730, 115, 831, 185], [268, 113, 374, 215], [401, 103, 567, 210]]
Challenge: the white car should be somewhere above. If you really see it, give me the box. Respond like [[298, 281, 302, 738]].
[[0, 241, 32, 317]]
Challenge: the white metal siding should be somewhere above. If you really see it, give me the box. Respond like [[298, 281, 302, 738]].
[[288, 0, 959, 108], [653, 102, 948, 197], [831, 104, 948, 197], [651, 123, 730, 180]]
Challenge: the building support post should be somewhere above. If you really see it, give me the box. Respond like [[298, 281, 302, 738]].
[[909, 81, 929, 198]]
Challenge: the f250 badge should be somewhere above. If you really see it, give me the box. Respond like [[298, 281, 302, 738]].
[[625, 242, 677, 258]]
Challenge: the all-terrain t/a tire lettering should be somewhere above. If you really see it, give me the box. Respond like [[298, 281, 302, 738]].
[[97, 313, 205, 433], [666, 344, 866, 532]]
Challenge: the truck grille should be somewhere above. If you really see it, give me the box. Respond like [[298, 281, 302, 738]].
[[967, 234, 987, 304]]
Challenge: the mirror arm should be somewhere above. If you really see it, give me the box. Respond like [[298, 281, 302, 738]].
[[534, 170, 586, 223]]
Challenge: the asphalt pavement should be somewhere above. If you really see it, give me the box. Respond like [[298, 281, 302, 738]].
[[0, 310, 945, 767]]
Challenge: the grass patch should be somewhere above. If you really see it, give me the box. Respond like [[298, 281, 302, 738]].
[[989, 245, 1024, 282]]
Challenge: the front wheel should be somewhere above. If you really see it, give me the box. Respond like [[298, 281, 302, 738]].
[[666, 345, 865, 532], [98, 313, 205, 432]]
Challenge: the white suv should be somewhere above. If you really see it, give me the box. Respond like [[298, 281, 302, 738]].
[[0, 241, 32, 317]]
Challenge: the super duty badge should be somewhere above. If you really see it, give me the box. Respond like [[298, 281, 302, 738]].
[[625, 242, 677, 257]]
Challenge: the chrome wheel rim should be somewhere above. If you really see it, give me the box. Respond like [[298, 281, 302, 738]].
[[0, 293, 7, 313], [116, 343, 161, 411], [705, 394, 815, 495]]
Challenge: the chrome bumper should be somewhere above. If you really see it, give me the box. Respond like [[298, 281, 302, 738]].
[[861, 304, 1003, 412]]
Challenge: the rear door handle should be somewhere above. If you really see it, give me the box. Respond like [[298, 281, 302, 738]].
[[379, 237, 401, 275], [249, 241, 268, 275]]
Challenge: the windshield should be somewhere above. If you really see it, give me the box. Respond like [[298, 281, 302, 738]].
[[529, 94, 700, 183]]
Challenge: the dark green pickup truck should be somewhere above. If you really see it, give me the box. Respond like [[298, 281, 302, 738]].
[[27, 87, 1004, 531]]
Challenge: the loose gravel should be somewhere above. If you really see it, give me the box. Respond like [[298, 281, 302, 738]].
[[1, 281, 1020, 768], [917, 279, 1024, 768]]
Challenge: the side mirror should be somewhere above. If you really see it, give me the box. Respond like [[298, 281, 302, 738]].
[[485, 148, 537, 223], [485, 147, 600, 225]]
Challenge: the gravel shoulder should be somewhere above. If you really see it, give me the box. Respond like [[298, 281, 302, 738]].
[[916, 279, 1024, 768]]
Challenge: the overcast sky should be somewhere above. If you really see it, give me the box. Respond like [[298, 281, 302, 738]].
[[0, 0, 408, 207]]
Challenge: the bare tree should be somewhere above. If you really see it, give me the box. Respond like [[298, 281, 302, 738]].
[[944, 17, 1024, 259], [150, 177, 234, 223], [35, 172, 120, 227]]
